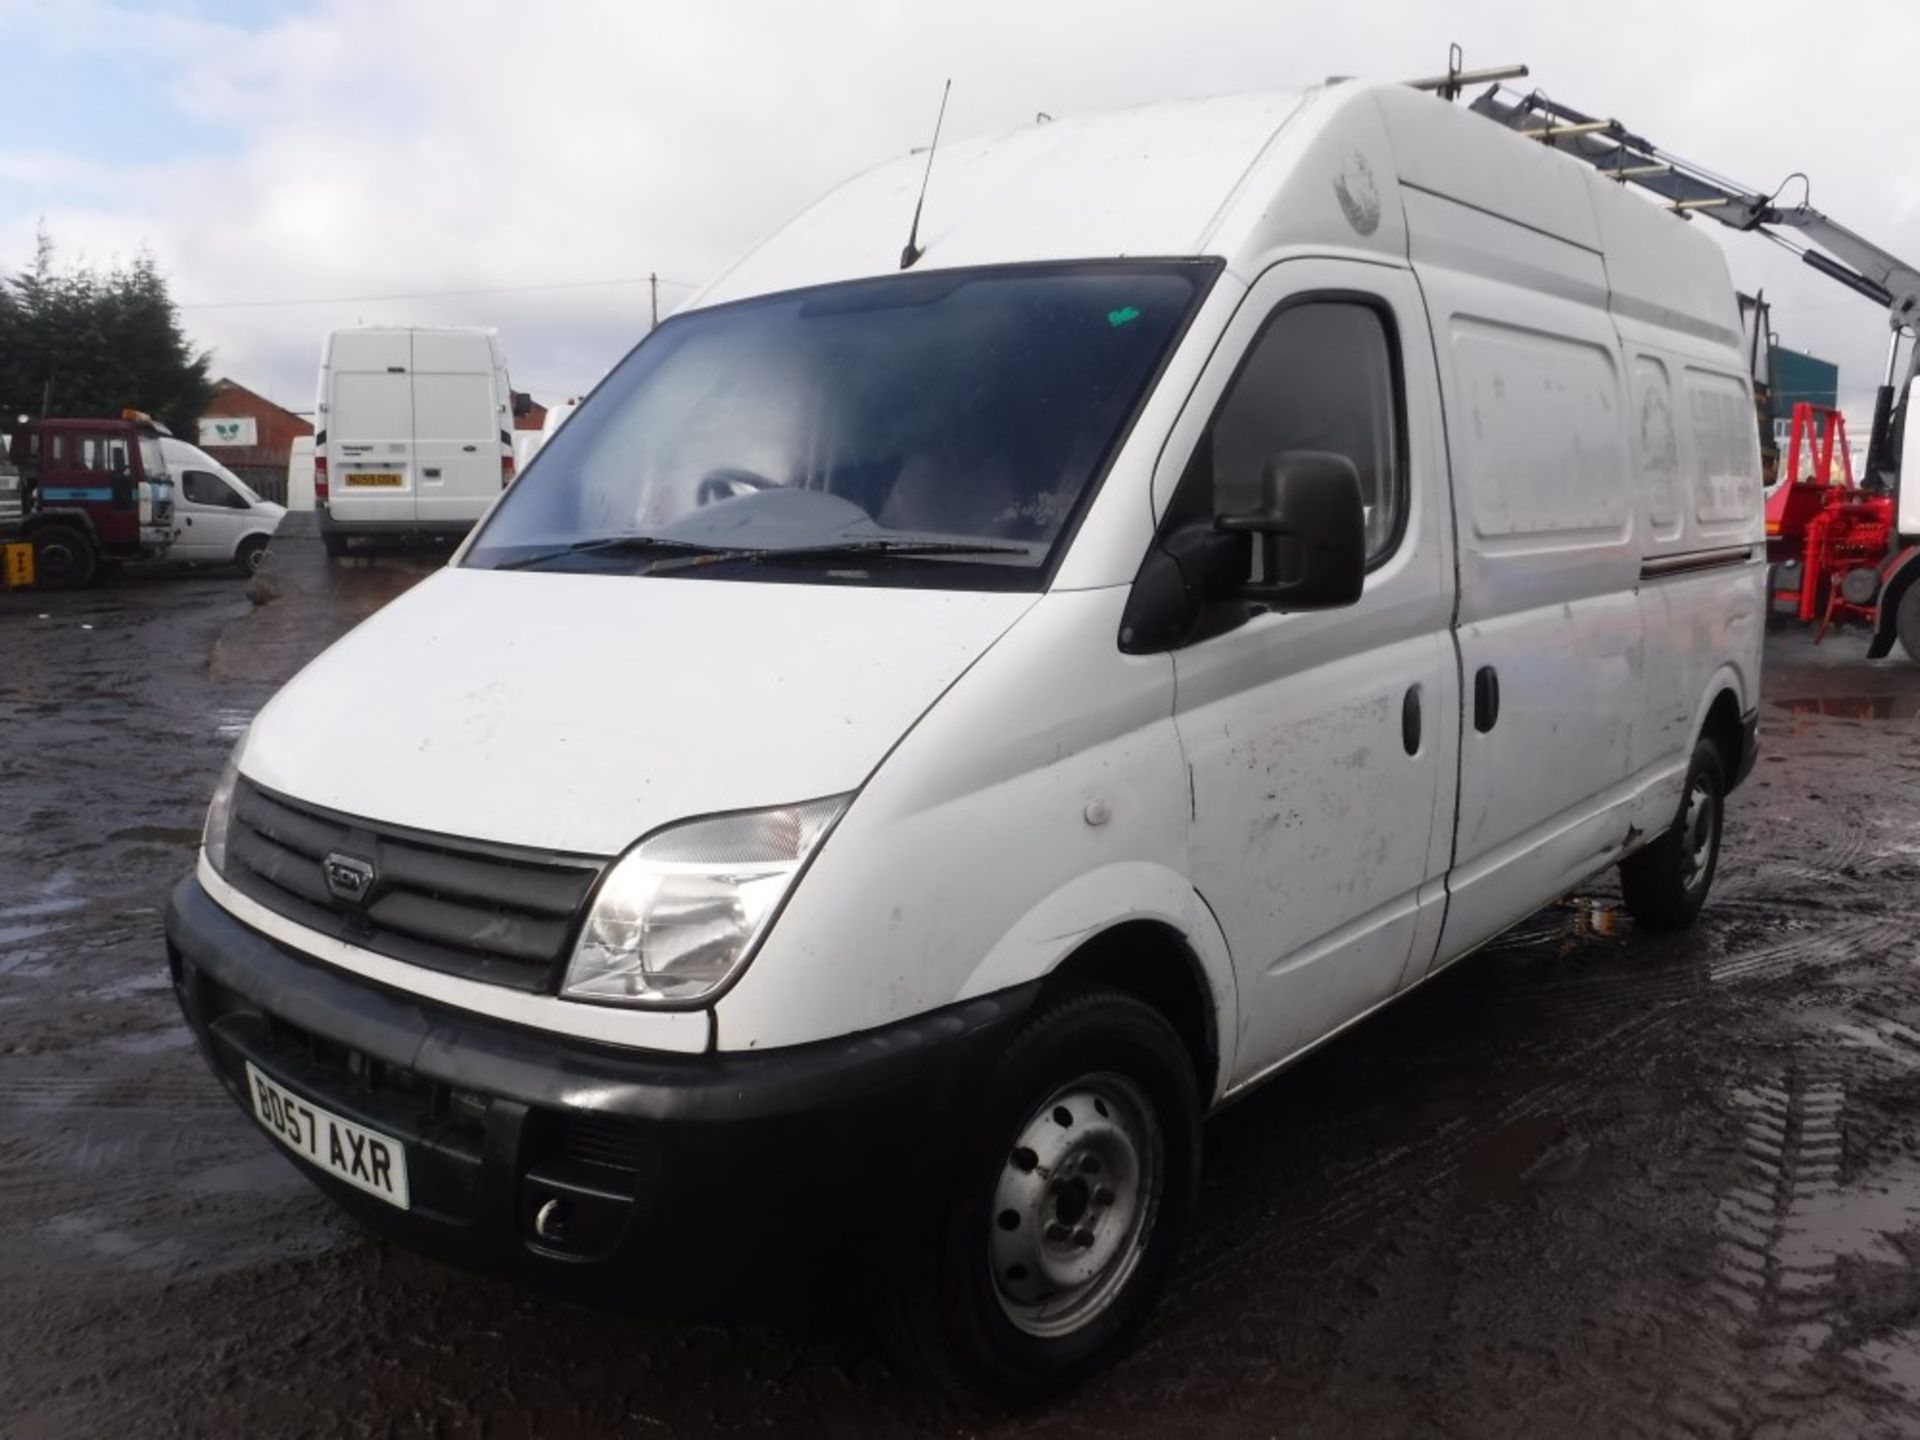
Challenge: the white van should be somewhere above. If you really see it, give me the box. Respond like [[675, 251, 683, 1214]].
[[170, 81, 1763, 1398], [160, 436, 287, 574], [314, 326, 515, 554]]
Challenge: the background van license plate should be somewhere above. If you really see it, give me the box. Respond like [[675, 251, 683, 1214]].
[[344, 472, 404, 487], [245, 1061, 410, 1208]]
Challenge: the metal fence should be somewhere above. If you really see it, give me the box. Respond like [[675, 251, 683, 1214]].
[[231, 466, 288, 504]]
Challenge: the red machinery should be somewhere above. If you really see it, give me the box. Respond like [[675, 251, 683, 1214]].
[[1764, 404, 1895, 637]]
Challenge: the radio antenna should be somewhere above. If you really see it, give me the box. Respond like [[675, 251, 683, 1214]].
[[900, 79, 952, 270]]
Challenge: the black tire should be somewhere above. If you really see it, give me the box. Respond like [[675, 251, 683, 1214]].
[[322, 530, 349, 558], [886, 988, 1201, 1406], [1898, 582, 1920, 664], [1620, 738, 1725, 931], [29, 521, 97, 589], [235, 534, 270, 576]]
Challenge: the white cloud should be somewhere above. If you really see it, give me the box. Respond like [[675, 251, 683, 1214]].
[[4, 0, 1919, 414]]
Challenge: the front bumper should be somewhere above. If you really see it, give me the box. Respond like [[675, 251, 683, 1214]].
[[318, 510, 476, 542], [167, 876, 1036, 1311]]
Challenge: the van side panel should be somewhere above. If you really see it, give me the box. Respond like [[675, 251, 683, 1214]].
[[1625, 352, 1766, 796], [1594, 173, 1766, 812], [1405, 188, 1647, 966]]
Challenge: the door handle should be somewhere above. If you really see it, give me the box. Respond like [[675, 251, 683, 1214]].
[[1473, 666, 1500, 733], [1402, 685, 1422, 756], [423, 467, 441, 478]]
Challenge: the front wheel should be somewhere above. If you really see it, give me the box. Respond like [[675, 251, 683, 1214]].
[[235, 534, 269, 576], [888, 989, 1201, 1404], [1620, 738, 1724, 931], [29, 521, 97, 589]]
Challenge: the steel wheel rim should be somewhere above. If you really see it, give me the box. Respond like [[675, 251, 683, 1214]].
[[1681, 778, 1716, 890], [38, 540, 78, 582], [988, 1071, 1162, 1339], [245, 543, 266, 574]]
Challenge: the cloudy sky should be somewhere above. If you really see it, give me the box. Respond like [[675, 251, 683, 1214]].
[[5, 0, 1917, 415]]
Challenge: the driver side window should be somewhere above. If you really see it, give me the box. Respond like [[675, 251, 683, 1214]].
[[1182, 299, 1405, 565], [183, 470, 243, 509]]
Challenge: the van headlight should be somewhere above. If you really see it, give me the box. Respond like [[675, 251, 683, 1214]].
[[562, 795, 848, 1006], [202, 737, 247, 875]]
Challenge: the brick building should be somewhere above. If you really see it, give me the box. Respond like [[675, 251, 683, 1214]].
[[513, 392, 547, 431], [196, 378, 314, 501]]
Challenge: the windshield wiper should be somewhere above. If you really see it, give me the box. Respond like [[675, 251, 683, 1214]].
[[487, 536, 741, 571], [646, 538, 1030, 573]]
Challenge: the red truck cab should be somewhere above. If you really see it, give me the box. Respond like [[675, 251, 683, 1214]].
[[7, 412, 177, 587]]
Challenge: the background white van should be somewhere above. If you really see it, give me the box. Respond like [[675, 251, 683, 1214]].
[[159, 435, 286, 575], [314, 327, 515, 555]]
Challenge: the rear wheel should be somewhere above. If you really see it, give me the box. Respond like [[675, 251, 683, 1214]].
[[29, 521, 97, 589], [1620, 738, 1724, 931], [235, 534, 269, 576], [1898, 582, 1920, 664], [887, 989, 1201, 1405]]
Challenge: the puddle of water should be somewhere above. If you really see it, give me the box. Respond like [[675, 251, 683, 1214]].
[[108, 826, 202, 847], [104, 1027, 194, 1057], [1772, 695, 1920, 721], [0, 879, 86, 922], [1458, 1112, 1567, 1200], [1777, 1164, 1920, 1275], [0, 921, 64, 947], [178, 1152, 301, 1199], [79, 972, 172, 1002], [35, 1214, 187, 1274], [1852, 1328, 1920, 1397]]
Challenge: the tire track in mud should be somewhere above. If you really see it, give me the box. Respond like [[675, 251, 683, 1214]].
[[1638, 1015, 1920, 1439], [0, 1051, 334, 1288], [1580, 1070, 1850, 1440], [1172, 1002, 1683, 1307], [1709, 916, 1913, 988], [1161, 887, 1918, 1432]]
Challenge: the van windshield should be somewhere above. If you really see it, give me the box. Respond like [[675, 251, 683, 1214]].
[[463, 262, 1212, 588]]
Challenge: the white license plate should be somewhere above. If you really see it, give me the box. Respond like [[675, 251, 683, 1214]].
[[245, 1060, 411, 1209], [344, 472, 405, 487]]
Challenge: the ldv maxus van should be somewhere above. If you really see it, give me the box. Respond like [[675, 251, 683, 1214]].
[[169, 79, 1764, 1398]]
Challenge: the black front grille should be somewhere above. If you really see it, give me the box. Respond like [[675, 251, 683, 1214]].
[[222, 778, 607, 991]]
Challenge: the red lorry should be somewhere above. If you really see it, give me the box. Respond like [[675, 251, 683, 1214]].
[[5, 411, 178, 587]]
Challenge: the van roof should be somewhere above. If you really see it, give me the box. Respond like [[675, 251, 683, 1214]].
[[697, 90, 1308, 304], [322, 325, 499, 336], [692, 80, 1742, 348]]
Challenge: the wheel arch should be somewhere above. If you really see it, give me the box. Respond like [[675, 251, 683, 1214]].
[[23, 508, 98, 542], [1698, 685, 1746, 787], [1042, 919, 1224, 1107], [1869, 545, 1920, 660], [1682, 661, 1751, 792], [957, 862, 1238, 1106]]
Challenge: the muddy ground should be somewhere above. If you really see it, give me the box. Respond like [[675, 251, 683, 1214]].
[[3, 529, 1919, 1438]]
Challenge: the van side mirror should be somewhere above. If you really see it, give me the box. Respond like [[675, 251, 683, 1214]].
[[1214, 451, 1366, 610]]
